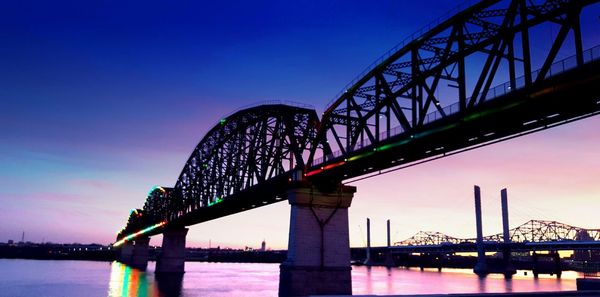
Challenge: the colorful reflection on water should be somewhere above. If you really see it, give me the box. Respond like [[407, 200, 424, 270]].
[[0, 259, 586, 297], [109, 262, 156, 297], [108, 262, 185, 297]]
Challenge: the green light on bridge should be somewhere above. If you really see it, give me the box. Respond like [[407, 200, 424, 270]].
[[113, 221, 166, 247], [147, 186, 165, 197], [208, 196, 223, 207], [463, 101, 522, 122]]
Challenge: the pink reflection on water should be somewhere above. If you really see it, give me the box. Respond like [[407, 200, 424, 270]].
[[178, 262, 279, 296], [0, 260, 583, 297], [351, 266, 578, 295]]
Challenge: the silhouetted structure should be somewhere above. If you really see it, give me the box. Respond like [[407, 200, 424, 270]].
[[113, 0, 600, 295], [397, 220, 600, 246]]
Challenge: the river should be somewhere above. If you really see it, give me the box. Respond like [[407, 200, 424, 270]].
[[0, 259, 582, 296]]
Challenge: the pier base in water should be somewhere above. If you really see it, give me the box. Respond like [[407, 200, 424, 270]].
[[156, 227, 188, 274], [278, 185, 356, 296], [117, 242, 134, 264], [130, 237, 150, 270]]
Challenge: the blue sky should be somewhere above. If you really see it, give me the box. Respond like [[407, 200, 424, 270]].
[[1, 0, 600, 248]]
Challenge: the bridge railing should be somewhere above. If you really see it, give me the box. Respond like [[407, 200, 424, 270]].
[[311, 45, 600, 168]]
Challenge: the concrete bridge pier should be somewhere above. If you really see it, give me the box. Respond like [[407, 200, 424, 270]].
[[532, 251, 562, 278], [117, 242, 134, 264], [130, 237, 151, 271], [156, 227, 189, 274], [279, 184, 356, 297]]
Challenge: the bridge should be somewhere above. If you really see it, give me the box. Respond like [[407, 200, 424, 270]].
[[389, 219, 600, 257], [354, 219, 600, 278], [113, 1, 600, 296], [397, 219, 600, 246]]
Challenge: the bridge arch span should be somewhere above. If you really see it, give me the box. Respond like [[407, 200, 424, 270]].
[[118, 103, 321, 238]]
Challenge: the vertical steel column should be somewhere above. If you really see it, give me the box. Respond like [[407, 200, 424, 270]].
[[384, 219, 395, 267], [572, 10, 584, 66], [411, 48, 419, 126], [501, 188, 515, 277], [501, 189, 510, 245], [474, 185, 488, 275], [519, 0, 532, 86], [364, 218, 373, 266], [387, 219, 391, 248], [457, 23, 467, 111]]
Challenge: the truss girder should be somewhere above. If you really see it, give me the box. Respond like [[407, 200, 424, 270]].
[[117, 105, 319, 236], [173, 105, 318, 218], [317, 0, 593, 165]]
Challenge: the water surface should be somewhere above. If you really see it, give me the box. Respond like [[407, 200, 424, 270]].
[[0, 259, 581, 296]]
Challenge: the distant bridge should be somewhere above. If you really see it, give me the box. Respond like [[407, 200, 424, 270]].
[[396, 220, 600, 246], [113, 1, 600, 295]]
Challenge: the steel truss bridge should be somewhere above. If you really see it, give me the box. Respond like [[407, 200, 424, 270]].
[[116, 0, 600, 245], [397, 219, 600, 246], [351, 220, 600, 255]]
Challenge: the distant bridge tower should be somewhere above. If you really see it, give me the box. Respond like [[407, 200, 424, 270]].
[[474, 185, 488, 276], [384, 219, 395, 267], [501, 188, 516, 277], [363, 218, 373, 266]]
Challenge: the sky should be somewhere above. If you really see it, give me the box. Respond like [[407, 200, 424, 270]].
[[1, 0, 600, 250]]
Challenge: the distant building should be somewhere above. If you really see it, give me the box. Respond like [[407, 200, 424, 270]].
[[7, 240, 13, 245], [261, 240, 266, 252]]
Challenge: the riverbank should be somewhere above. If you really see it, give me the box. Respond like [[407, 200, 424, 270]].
[[0, 242, 286, 263]]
